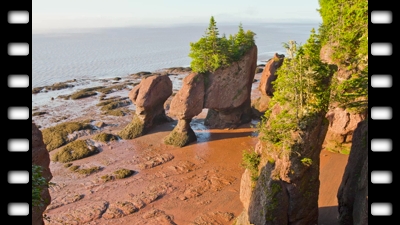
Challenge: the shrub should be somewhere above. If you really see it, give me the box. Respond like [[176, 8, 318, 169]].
[[32, 165, 47, 208], [241, 149, 261, 182]]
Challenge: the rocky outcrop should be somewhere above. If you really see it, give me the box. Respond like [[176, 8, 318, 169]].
[[259, 53, 285, 97], [122, 75, 172, 139], [320, 44, 365, 153], [252, 53, 284, 118], [324, 108, 365, 153], [237, 105, 328, 225], [32, 122, 53, 225], [165, 45, 258, 146], [203, 45, 258, 128], [337, 120, 368, 225]]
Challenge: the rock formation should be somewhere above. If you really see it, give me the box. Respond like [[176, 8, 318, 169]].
[[259, 53, 285, 97], [165, 45, 257, 146], [320, 44, 365, 154], [337, 120, 368, 225], [237, 105, 328, 225], [324, 107, 365, 153], [252, 53, 285, 118], [120, 75, 172, 139], [32, 122, 53, 225]]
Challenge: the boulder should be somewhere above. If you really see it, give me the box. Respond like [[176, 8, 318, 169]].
[[323, 108, 365, 153], [337, 120, 368, 225], [169, 73, 204, 120], [204, 45, 258, 110], [203, 45, 258, 128], [251, 95, 271, 118], [32, 122, 53, 225], [123, 75, 172, 139]]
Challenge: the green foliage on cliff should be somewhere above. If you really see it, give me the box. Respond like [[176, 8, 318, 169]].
[[241, 149, 261, 183], [259, 0, 367, 154], [32, 165, 47, 208], [259, 30, 332, 151], [318, 0, 368, 113], [188, 16, 255, 73]]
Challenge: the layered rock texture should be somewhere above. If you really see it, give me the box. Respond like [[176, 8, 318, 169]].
[[122, 75, 172, 139], [337, 120, 368, 225], [237, 105, 328, 225], [251, 53, 285, 118], [165, 45, 258, 146], [32, 122, 53, 225]]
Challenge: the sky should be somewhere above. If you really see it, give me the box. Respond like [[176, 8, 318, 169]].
[[32, 0, 322, 32]]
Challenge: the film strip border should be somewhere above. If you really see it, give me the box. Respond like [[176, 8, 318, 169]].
[[6, 1, 32, 223], [369, 1, 395, 223], [4, 1, 395, 224]]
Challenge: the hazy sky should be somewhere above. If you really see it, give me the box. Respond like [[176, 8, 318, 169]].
[[33, 0, 322, 32]]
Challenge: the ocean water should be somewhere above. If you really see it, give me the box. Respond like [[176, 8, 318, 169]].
[[32, 23, 319, 88]]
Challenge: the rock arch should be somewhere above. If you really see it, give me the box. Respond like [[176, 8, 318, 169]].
[[164, 45, 258, 147]]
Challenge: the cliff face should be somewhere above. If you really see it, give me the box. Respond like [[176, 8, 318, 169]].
[[320, 44, 365, 154], [32, 122, 53, 225], [203, 45, 258, 128], [238, 104, 328, 225], [337, 120, 368, 225]]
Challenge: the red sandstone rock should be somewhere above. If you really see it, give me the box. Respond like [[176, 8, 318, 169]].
[[32, 122, 53, 225], [134, 75, 172, 113], [337, 120, 368, 225], [169, 73, 204, 120], [258, 53, 285, 97], [204, 45, 258, 110]]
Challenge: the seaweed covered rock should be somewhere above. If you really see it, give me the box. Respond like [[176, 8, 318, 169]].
[[164, 119, 197, 147]]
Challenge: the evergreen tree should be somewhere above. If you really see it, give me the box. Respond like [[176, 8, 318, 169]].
[[188, 17, 256, 73]]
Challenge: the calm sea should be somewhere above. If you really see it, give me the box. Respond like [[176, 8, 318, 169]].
[[32, 23, 319, 88]]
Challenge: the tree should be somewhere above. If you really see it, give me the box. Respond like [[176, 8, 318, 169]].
[[188, 17, 256, 73]]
